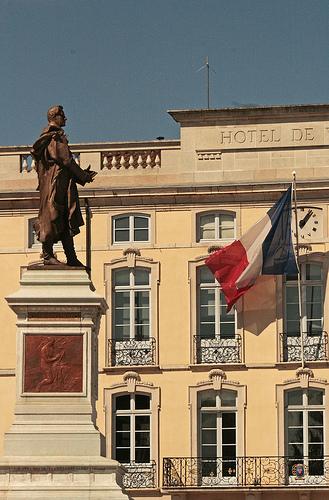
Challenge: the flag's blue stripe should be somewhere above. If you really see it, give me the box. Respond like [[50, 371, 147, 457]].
[[262, 186, 298, 275]]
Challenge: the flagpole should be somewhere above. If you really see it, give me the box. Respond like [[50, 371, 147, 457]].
[[292, 171, 305, 369]]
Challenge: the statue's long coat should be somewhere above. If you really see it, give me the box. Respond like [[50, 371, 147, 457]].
[[31, 125, 89, 244]]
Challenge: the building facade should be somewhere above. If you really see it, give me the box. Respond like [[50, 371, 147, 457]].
[[0, 104, 329, 500]]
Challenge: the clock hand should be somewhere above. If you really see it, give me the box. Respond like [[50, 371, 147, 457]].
[[299, 209, 313, 229]]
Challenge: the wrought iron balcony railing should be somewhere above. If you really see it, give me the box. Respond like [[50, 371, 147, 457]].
[[122, 461, 157, 489], [108, 337, 156, 366], [163, 456, 328, 489], [194, 334, 242, 364], [280, 331, 328, 362]]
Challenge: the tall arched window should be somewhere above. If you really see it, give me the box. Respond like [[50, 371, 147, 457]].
[[285, 388, 324, 477], [198, 389, 237, 483], [282, 261, 326, 362], [114, 393, 151, 465]]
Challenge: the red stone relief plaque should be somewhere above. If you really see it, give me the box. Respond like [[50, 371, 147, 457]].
[[24, 334, 83, 393]]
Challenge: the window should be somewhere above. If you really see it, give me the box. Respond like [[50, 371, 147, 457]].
[[285, 262, 323, 336], [113, 214, 150, 244], [113, 268, 150, 341], [195, 266, 240, 364], [28, 217, 39, 248], [114, 393, 151, 464], [198, 266, 235, 339], [199, 389, 237, 481], [198, 212, 235, 242], [285, 388, 324, 477], [282, 261, 327, 362]]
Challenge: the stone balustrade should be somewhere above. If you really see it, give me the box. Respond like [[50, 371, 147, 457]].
[[102, 150, 161, 170]]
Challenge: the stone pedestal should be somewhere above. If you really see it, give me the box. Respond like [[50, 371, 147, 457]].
[[0, 268, 130, 499]]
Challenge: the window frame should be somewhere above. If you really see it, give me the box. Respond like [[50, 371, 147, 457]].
[[104, 381, 160, 487], [196, 210, 237, 243], [276, 378, 329, 473], [111, 212, 152, 246], [104, 256, 160, 367]]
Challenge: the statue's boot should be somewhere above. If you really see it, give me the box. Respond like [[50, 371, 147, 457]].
[[62, 234, 85, 267], [42, 242, 62, 266]]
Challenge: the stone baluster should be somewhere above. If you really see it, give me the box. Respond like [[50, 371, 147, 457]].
[[146, 154, 152, 168], [31, 159, 36, 171], [155, 154, 160, 167], [102, 156, 109, 169], [120, 155, 126, 169], [137, 154, 143, 168], [111, 155, 118, 169], [21, 156, 28, 173], [129, 155, 134, 169]]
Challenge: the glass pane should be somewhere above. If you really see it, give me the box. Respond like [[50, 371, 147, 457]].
[[115, 230, 129, 242], [116, 448, 130, 463], [286, 321, 300, 336], [199, 266, 215, 284], [287, 390, 303, 406], [221, 390, 237, 407], [288, 428, 303, 443], [200, 391, 216, 408], [308, 428, 323, 443], [308, 389, 324, 406], [309, 460, 324, 476], [114, 308, 130, 324], [219, 214, 235, 239], [115, 217, 129, 229], [200, 288, 215, 306], [202, 460, 217, 477], [116, 395, 131, 410], [288, 411, 303, 426], [134, 269, 150, 286], [286, 286, 298, 302], [135, 448, 150, 463], [134, 216, 149, 229], [286, 303, 299, 320], [222, 445, 236, 459], [288, 443, 303, 458], [201, 413, 217, 428], [222, 412, 236, 428], [201, 429, 217, 444], [115, 291, 130, 307], [200, 323, 215, 338], [135, 394, 150, 410], [114, 269, 130, 286], [200, 305, 215, 323], [116, 432, 130, 447], [202, 446, 217, 458], [134, 229, 149, 241], [306, 263, 322, 280], [200, 214, 215, 240], [116, 416, 130, 431], [135, 415, 150, 431], [307, 320, 323, 335], [306, 301, 322, 319], [135, 432, 150, 446], [309, 444, 323, 458], [309, 411, 323, 426], [222, 429, 236, 444], [135, 291, 149, 308], [306, 285, 322, 302], [220, 323, 235, 338], [114, 325, 130, 340]]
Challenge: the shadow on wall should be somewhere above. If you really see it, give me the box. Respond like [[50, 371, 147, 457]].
[[238, 275, 278, 336]]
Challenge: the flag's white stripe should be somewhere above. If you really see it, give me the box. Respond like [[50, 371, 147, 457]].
[[236, 213, 272, 289]]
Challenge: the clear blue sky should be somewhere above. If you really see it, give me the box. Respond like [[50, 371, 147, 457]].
[[0, 0, 328, 145]]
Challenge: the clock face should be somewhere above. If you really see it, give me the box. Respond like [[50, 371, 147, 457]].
[[292, 206, 323, 241]]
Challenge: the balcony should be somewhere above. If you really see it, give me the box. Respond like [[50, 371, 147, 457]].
[[193, 335, 242, 364], [122, 461, 157, 489], [163, 456, 329, 489], [280, 332, 328, 362], [108, 337, 156, 367]]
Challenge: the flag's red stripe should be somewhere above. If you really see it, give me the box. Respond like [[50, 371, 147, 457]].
[[205, 240, 250, 311]]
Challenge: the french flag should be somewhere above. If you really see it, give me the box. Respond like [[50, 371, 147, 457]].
[[205, 186, 298, 311]]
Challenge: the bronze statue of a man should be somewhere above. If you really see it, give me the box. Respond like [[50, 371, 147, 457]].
[[31, 105, 97, 266]]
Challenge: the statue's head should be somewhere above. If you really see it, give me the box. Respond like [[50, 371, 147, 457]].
[[47, 105, 66, 127]]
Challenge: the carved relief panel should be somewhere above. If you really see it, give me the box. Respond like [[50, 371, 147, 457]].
[[23, 334, 83, 393]]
